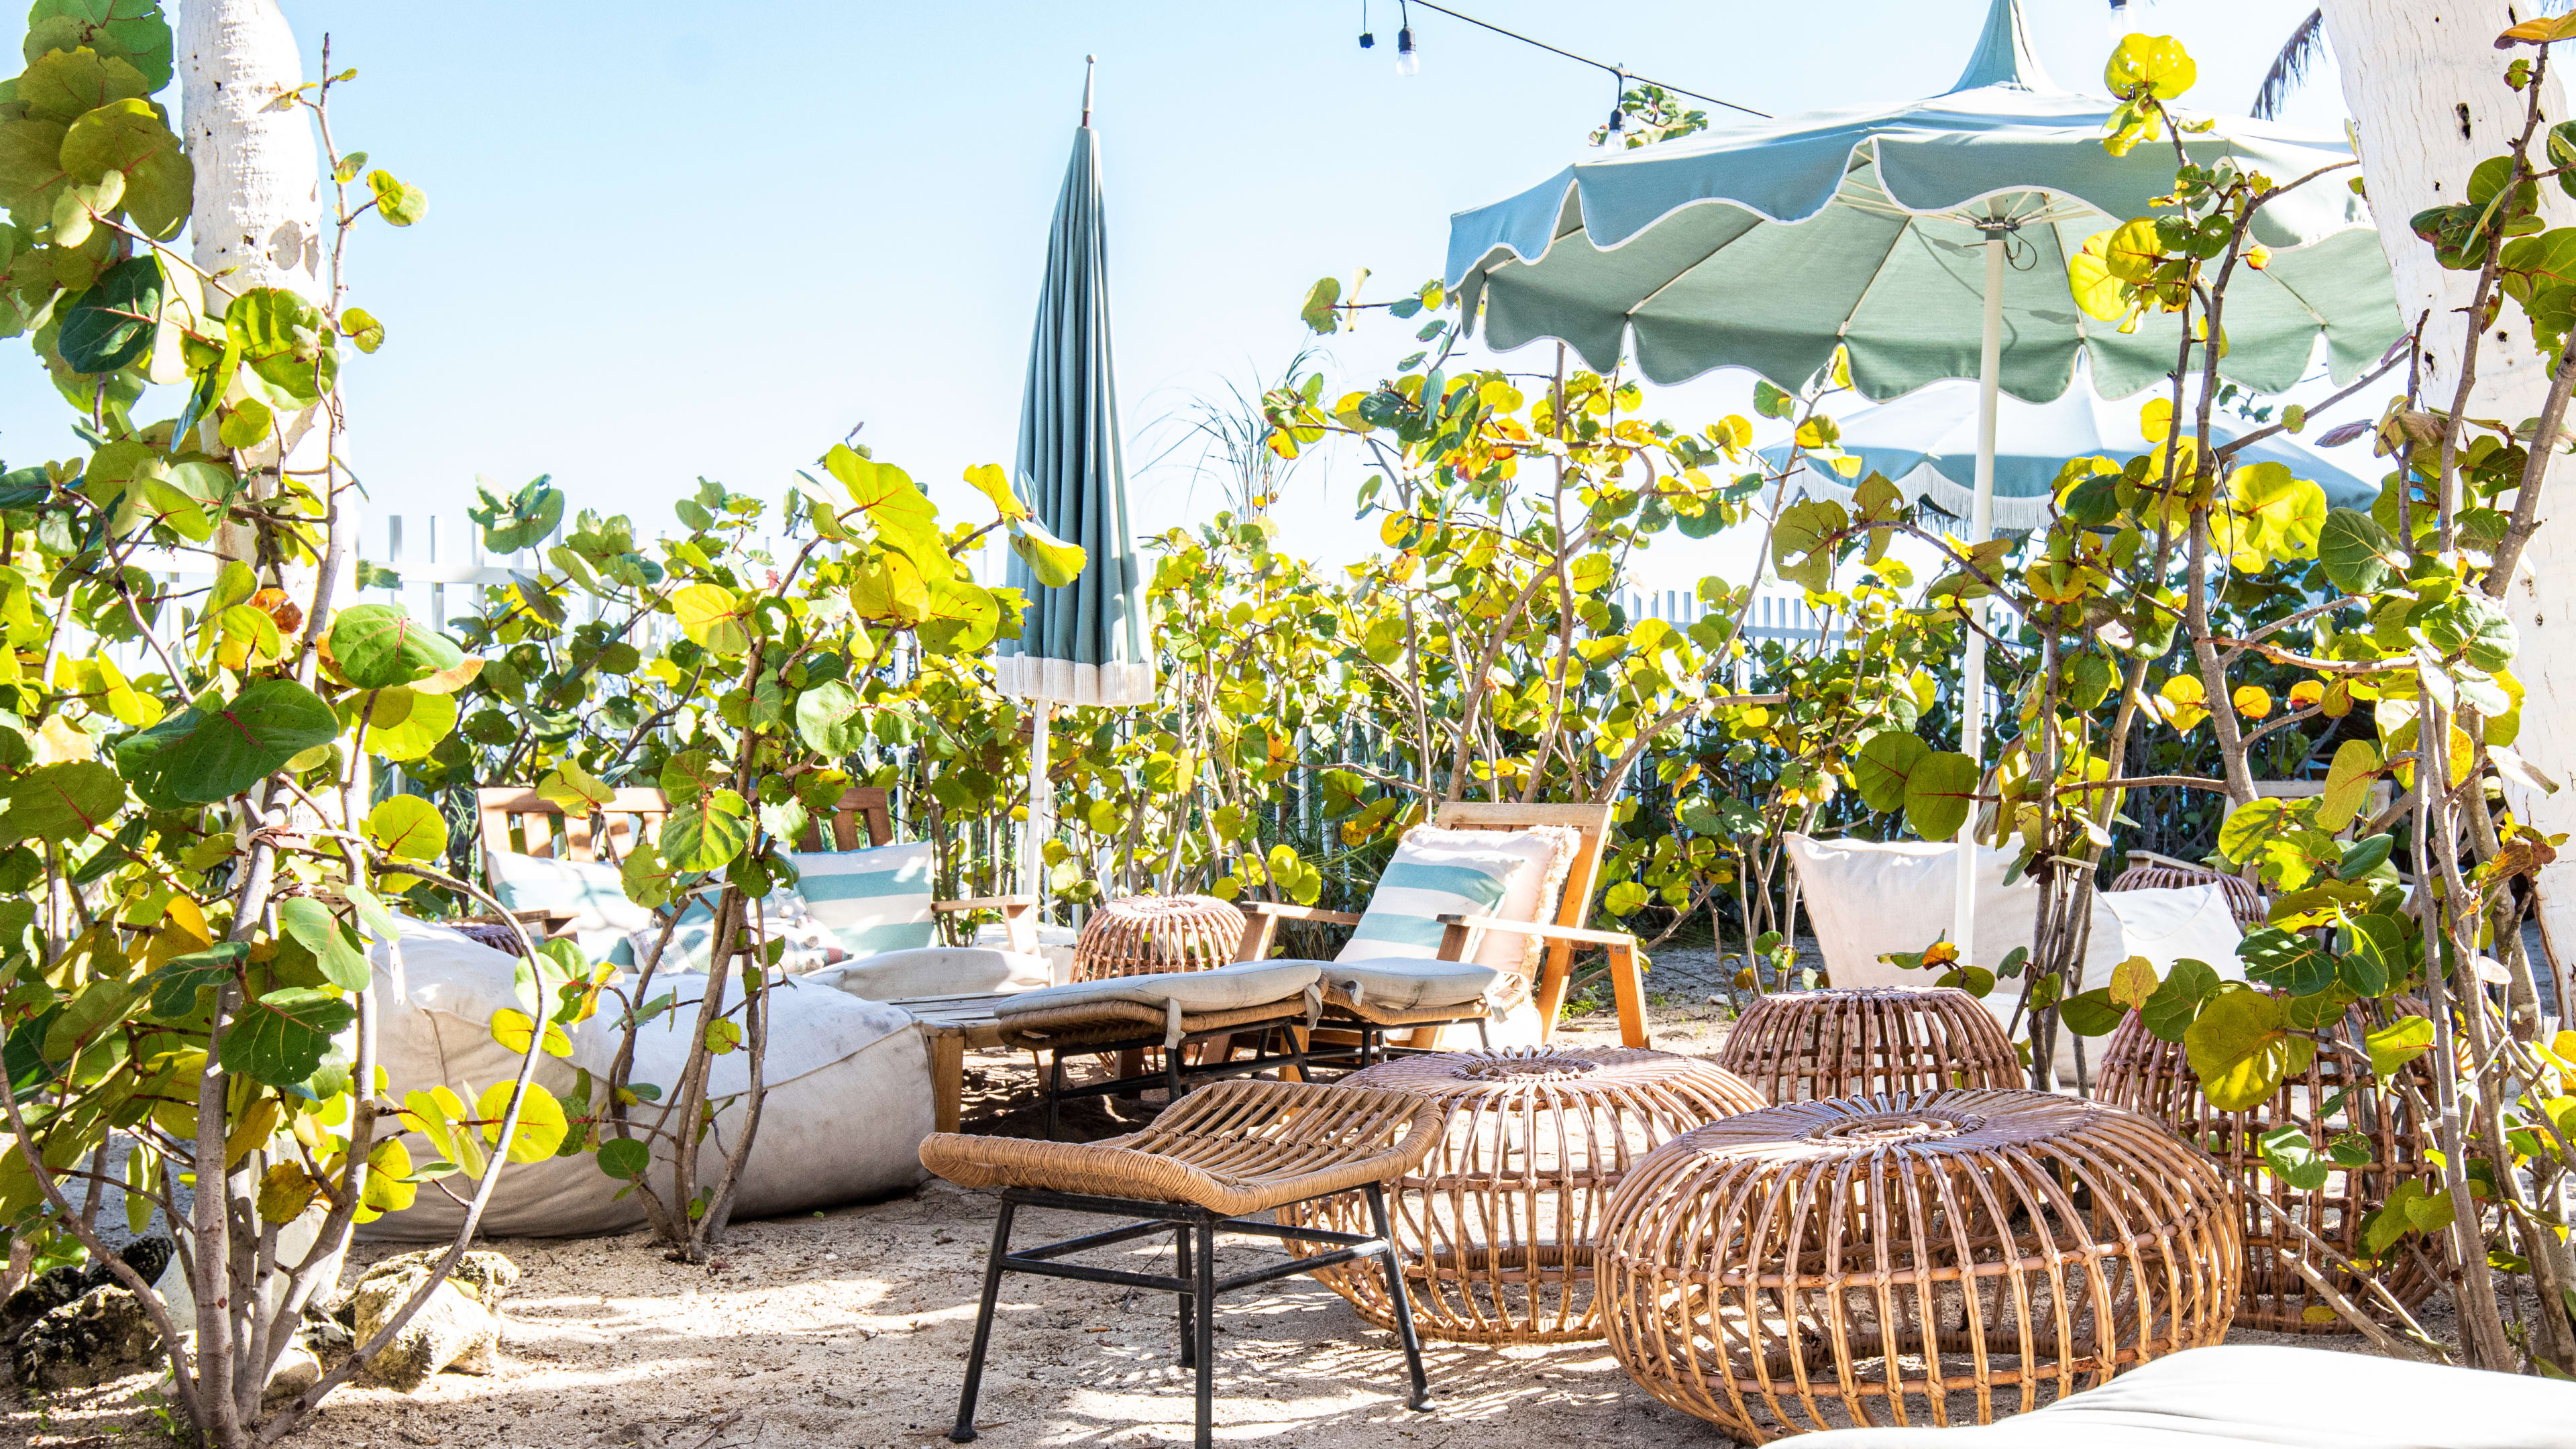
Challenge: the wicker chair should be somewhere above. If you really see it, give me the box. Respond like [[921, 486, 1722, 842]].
[[919, 1079, 1444, 1449]]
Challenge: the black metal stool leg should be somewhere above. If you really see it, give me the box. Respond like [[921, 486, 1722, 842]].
[[1175, 1222, 1195, 1366], [1193, 1218, 1218, 1449], [1364, 1183, 1431, 1411], [1044, 1052, 1064, 1140], [950, 1199, 1018, 1442]]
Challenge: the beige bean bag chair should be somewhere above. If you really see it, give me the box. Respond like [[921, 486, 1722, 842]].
[[1792, 1344, 2576, 1448], [361, 918, 931, 1240], [1785, 835, 2245, 1080]]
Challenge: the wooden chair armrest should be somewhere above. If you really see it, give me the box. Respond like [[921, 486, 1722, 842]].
[[1242, 902, 1364, 926], [931, 896, 1037, 913], [1438, 913, 1633, 949]]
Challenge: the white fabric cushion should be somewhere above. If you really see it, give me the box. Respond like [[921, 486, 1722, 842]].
[[994, 959, 1322, 1018], [361, 916, 929, 1240], [623, 896, 837, 976], [807, 947, 1053, 1002], [1786, 835, 2125, 1081], [973, 920, 1077, 985], [1792, 1344, 2576, 1448], [486, 851, 648, 965], [1326, 957, 1511, 1012], [792, 841, 937, 957], [1339, 826, 1565, 973], [2102, 883, 2249, 981]]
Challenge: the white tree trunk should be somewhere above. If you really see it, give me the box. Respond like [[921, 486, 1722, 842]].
[[2321, 0, 2576, 998], [179, 0, 330, 600]]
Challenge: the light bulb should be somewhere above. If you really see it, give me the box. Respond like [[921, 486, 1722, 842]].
[[1396, 25, 1418, 76], [2106, 0, 2130, 39]]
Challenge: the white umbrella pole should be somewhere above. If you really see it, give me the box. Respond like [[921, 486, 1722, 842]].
[[1953, 229, 2006, 962], [1025, 698, 1053, 911]]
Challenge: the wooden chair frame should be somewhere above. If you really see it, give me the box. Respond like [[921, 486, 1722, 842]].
[[474, 785, 1038, 953], [1233, 800, 1648, 1051]]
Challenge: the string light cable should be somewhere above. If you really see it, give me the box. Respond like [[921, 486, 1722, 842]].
[[1377, 0, 1770, 119]]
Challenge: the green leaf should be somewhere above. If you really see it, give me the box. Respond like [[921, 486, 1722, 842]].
[[2316, 741, 2382, 833], [117, 679, 339, 807], [672, 583, 749, 655], [2318, 508, 2405, 594], [144, 943, 244, 1018], [2365, 1016, 2436, 1078], [350, 686, 455, 762], [1298, 275, 1340, 333], [596, 1136, 650, 1181], [17, 47, 152, 126], [1604, 880, 1648, 915], [661, 789, 751, 873], [1008, 515, 1087, 588], [2257, 1124, 2334, 1191], [1853, 730, 1927, 813], [223, 286, 336, 407], [2241, 927, 2339, 996], [219, 987, 356, 1090], [2141, 956, 2222, 1042], [364, 794, 449, 861], [536, 759, 614, 812], [5, 759, 123, 840], [793, 678, 863, 757], [55, 252, 158, 372], [365, 168, 426, 225], [328, 603, 462, 689], [961, 462, 1029, 521], [56, 97, 187, 237], [2184, 987, 2316, 1110], [1900, 751, 1980, 841], [24, 1, 175, 91], [277, 897, 370, 992], [2059, 987, 2127, 1036]]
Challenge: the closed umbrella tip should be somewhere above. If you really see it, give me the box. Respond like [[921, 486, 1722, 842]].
[[1082, 55, 1097, 127]]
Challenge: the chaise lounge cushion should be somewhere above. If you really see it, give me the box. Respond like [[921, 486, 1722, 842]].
[[1791, 1343, 2576, 1448], [994, 959, 1322, 1019], [807, 945, 1054, 1002], [1324, 957, 1514, 1012]]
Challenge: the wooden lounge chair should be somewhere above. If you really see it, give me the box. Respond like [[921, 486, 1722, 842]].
[[1236, 800, 1650, 1061], [921, 1078, 1442, 1449]]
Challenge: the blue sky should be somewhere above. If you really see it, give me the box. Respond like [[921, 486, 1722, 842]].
[[2, 0, 2355, 584]]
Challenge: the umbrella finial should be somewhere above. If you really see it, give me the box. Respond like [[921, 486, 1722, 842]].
[[1082, 54, 1096, 127], [1947, 0, 2053, 95]]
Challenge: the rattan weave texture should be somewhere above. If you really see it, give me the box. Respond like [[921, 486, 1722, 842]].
[[2095, 1006, 2436, 1333], [1596, 1089, 2239, 1442], [1073, 894, 1247, 981], [1288, 1046, 1766, 1343], [1716, 987, 2023, 1103]]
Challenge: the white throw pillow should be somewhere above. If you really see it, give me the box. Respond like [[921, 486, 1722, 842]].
[[2102, 883, 2250, 983], [486, 851, 647, 965], [791, 842, 937, 957], [1340, 825, 1571, 973]]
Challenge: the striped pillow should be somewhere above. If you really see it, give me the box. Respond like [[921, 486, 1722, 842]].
[[1336, 833, 1540, 966], [791, 842, 938, 959], [487, 851, 648, 965]]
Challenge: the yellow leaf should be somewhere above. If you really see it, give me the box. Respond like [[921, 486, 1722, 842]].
[[2288, 681, 2323, 710], [672, 584, 749, 656], [2232, 685, 2273, 720], [489, 1008, 572, 1059], [225, 1097, 282, 1169], [2109, 955, 2157, 1010], [258, 1162, 319, 1224], [2139, 397, 2174, 444]]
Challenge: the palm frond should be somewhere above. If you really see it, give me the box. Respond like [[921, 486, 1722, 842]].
[[2251, 7, 2326, 122]]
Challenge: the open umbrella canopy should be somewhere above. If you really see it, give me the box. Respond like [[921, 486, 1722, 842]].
[[1443, 0, 2402, 402], [1761, 375, 2381, 532]]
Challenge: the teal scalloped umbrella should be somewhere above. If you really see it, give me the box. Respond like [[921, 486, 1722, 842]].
[[994, 59, 1156, 904], [1446, 0, 2402, 961]]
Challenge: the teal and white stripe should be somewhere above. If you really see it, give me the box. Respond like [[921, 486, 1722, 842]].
[[1338, 848, 1525, 961], [792, 842, 938, 957]]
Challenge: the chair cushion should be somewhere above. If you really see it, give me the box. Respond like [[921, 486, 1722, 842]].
[[487, 852, 647, 965], [791, 842, 937, 956], [807, 947, 1053, 1002], [1790, 1343, 2576, 1448], [994, 959, 1322, 1019], [2102, 883, 2248, 983], [1338, 825, 1575, 974], [1326, 956, 1511, 1012]]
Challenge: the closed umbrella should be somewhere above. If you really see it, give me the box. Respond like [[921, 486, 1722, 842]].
[[1443, 0, 2402, 962], [994, 60, 1156, 907], [1760, 372, 2380, 533]]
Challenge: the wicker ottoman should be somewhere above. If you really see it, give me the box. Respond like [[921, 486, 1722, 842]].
[[1290, 1046, 1767, 1344], [2096, 1006, 2436, 1333], [1717, 986, 2023, 1102], [1597, 1089, 2239, 1442], [1073, 894, 1246, 981]]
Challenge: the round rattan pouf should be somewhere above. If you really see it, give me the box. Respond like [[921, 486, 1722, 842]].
[[1717, 987, 2024, 1102], [2096, 1005, 2436, 1333], [1287, 1046, 1768, 1344], [1071, 894, 1246, 981], [1597, 1089, 2240, 1442]]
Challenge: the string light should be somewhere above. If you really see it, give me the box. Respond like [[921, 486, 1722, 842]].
[[2107, 0, 2131, 38], [1607, 65, 1625, 134], [1381, 1, 1767, 119], [1395, 0, 1419, 75], [1358, 0, 1373, 49]]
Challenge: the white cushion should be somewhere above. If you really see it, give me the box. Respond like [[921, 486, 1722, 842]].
[[792, 841, 936, 957], [1327, 957, 1511, 1012], [486, 851, 648, 965], [624, 892, 837, 975], [361, 916, 929, 1240], [973, 920, 1077, 985], [1340, 825, 1570, 973], [994, 959, 1322, 1018], [807, 947, 1053, 1002], [2102, 883, 2249, 982], [1791, 1344, 2576, 1448]]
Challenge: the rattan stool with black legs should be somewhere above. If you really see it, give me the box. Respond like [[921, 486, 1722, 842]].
[[917, 1079, 1446, 1449]]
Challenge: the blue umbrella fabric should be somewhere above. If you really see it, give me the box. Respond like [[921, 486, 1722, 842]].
[[993, 118, 1155, 709], [1762, 376, 2381, 532], [1442, 0, 2402, 403]]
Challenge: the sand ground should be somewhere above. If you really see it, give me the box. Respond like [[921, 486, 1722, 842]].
[[5, 977, 2413, 1449]]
